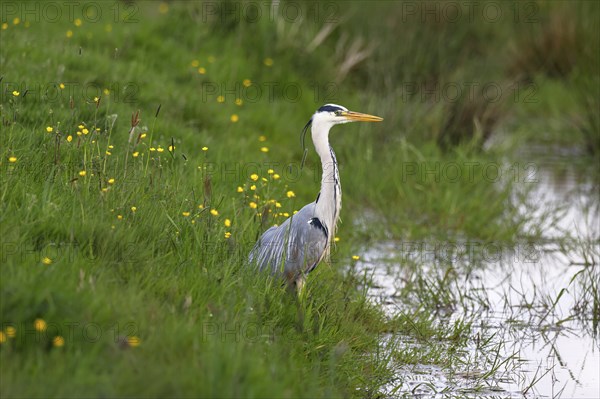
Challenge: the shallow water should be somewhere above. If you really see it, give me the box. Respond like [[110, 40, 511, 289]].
[[359, 155, 600, 398]]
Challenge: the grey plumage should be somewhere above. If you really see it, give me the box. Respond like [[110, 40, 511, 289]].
[[248, 202, 329, 284]]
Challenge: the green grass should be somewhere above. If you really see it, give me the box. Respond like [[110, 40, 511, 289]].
[[1, 1, 599, 397]]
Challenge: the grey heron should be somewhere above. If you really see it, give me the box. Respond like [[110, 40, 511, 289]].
[[248, 104, 383, 290]]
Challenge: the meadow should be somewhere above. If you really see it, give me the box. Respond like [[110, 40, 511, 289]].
[[1, 1, 598, 397]]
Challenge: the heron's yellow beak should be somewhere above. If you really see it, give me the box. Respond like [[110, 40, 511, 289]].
[[342, 111, 383, 122]]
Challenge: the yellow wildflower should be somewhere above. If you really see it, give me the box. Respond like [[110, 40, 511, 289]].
[[249, 202, 257, 209], [82, 128, 89, 134], [198, 67, 206, 74], [273, 174, 280, 180], [250, 173, 259, 181], [191, 60, 199, 67], [12, 90, 19, 96], [250, 185, 256, 191], [8, 156, 17, 163], [237, 186, 244, 193], [352, 255, 360, 261], [66, 135, 73, 142], [108, 178, 115, 184], [5, 326, 16, 338], [140, 133, 147, 139], [334, 236, 340, 242], [224, 219, 231, 227], [34, 319, 47, 332], [53, 336, 65, 347], [210, 209, 219, 216], [131, 206, 137, 212], [46, 126, 53, 133], [230, 114, 239, 123], [182, 212, 190, 217], [157, 147, 164, 153], [42, 257, 52, 265], [235, 98, 243, 106], [127, 336, 141, 347], [224, 232, 231, 239], [79, 170, 86, 177], [59, 83, 65, 89], [243, 79, 252, 87], [168, 145, 175, 152], [286, 191, 295, 198], [264, 58, 274, 66], [66, 30, 73, 38], [260, 147, 269, 153], [74, 18, 82, 27], [202, 146, 208, 151], [117, 215, 123, 220], [132, 151, 139, 157]]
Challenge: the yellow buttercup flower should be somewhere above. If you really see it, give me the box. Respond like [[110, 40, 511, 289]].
[[286, 191, 295, 198], [131, 206, 137, 212], [249, 202, 257, 209], [46, 126, 53, 133], [79, 170, 86, 177], [273, 174, 280, 180], [59, 83, 65, 89], [334, 236, 340, 242], [8, 156, 17, 163], [224, 219, 231, 227], [260, 147, 269, 153], [243, 79, 252, 87], [66, 135, 73, 142], [210, 209, 219, 216], [168, 145, 175, 152], [117, 215, 123, 220], [237, 186, 244, 193], [250, 185, 256, 191], [12, 90, 19, 96], [202, 146, 208, 151], [224, 232, 231, 239], [82, 128, 89, 135], [127, 336, 141, 347], [182, 212, 190, 217], [74, 18, 82, 27], [53, 336, 65, 347], [217, 95, 225, 103], [235, 98, 243, 106], [250, 174, 259, 181], [132, 151, 139, 157], [157, 147, 164, 153], [230, 114, 239, 123], [66, 30, 73, 38], [42, 257, 52, 265], [198, 67, 206, 74], [34, 319, 47, 331], [5, 326, 16, 338], [352, 255, 360, 261], [108, 178, 115, 184]]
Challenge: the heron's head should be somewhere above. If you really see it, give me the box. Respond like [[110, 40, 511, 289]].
[[310, 104, 383, 128]]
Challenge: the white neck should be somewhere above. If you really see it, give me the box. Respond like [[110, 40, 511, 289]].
[[311, 121, 341, 243]]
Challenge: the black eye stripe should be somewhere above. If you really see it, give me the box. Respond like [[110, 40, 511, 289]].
[[317, 105, 345, 113]]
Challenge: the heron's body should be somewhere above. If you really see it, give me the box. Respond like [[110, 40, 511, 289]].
[[249, 104, 382, 288]]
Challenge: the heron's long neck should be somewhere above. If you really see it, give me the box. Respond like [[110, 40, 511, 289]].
[[312, 125, 341, 241]]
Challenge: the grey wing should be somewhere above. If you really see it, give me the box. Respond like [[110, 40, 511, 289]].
[[248, 202, 328, 281]]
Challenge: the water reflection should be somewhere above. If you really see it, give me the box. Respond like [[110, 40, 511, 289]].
[[359, 156, 599, 398]]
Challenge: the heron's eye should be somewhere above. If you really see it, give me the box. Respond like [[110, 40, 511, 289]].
[[335, 110, 342, 116]]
